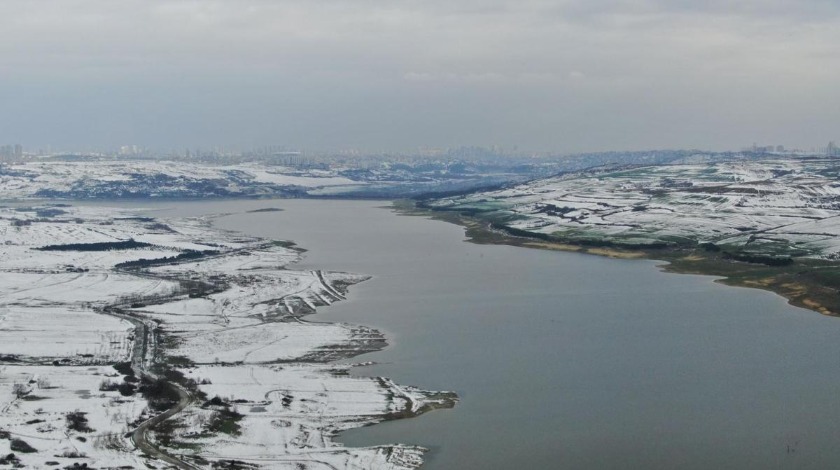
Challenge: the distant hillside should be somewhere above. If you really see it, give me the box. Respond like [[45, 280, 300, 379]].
[[426, 155, 840, 260]]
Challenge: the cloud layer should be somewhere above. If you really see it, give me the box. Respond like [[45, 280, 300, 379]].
[[1, 0, 838, 152]]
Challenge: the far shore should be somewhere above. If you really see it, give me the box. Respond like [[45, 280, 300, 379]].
[[394, 200, 840, 318]]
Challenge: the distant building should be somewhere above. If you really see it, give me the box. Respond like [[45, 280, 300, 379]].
[[828, 141, 839, 156], [0, 144, 22, 161]]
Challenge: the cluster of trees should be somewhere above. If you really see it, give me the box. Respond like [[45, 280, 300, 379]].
[[38, 240, 152, 251], [721, 250, 793, 266], [702, 242, 794, 266], [115, 250, 220, 269]]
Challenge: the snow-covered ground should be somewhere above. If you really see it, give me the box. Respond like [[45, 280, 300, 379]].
[[0, 365, 149, 469], [0, 160, 362, 200], [165, 364, 449, 470], [429, 156, 840, 258], [0, 157, 536, 200], [0, 204, 454, 469]]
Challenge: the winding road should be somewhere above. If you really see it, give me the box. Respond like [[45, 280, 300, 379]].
[[130, 382, 197, 470], [98, 276, 204, 469]]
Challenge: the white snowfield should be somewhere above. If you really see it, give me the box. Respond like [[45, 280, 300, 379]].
[[0, 365, 149, 469], [0, 306, 133, 363], [0, 205, 453, 469], [430, 156, 840, 257], [165, 365, 435, 470]]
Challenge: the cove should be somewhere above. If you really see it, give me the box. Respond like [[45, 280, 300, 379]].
[[162, 199, 840, 470]]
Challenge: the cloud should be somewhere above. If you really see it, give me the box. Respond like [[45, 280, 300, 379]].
[[0, 0, 838, 152]]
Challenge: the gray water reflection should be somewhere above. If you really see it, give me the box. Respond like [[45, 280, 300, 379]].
[[151, 199, 840, 470]]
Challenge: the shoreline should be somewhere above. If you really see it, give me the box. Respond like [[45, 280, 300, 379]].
[[0, 203, 456, 469], [395, 200, 840, 318], [141, 209, 458, 468]]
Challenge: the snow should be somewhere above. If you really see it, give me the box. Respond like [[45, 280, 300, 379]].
[[0, 160, 362, 200], [168, 322, 370, 364], [0, 307, 133, 363], [164, 364, 443, 469], [0, 203, 453, 469], [431, 156, 840, 257], [0, 365, 148, 469]]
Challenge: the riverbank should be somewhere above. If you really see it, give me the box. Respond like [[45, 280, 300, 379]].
[[0, 203, 456, 469], [396, 200, 840, 317]]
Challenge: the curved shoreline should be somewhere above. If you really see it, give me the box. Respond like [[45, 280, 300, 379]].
[[143, 211, 458, 468], [0, 203, 456, 469], [396, 200, 840, 318]]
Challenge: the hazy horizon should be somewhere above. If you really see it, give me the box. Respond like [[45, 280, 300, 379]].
[[1, 0, 838, 153]]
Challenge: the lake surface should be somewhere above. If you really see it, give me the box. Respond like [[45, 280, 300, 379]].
[[149, 199, 840, 470]]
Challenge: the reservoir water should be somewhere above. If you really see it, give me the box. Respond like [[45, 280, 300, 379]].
[[152, 199, 840, 470]]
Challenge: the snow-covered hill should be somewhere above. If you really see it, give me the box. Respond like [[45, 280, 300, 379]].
[[0, 160, 360, 199], [428, 156, 840, 259], [0, 158, 535, 200]]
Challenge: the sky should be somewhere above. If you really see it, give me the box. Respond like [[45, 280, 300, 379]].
[[0, 0, 838, 154]]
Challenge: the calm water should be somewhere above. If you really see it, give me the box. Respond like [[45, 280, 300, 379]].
[[148, 199, 840, 470]]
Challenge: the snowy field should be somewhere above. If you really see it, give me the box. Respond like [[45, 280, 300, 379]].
[[430, 156, 840, 258], [0, 158, 535, 200], [0, 365, 149, 469], [0, 160, 361, 200], [162, 364, 451, 469], [0, 204, 454, 469]]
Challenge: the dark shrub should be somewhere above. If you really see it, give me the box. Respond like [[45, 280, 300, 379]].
[[66, 412, 94, 433], [10, 439, 37, 453]]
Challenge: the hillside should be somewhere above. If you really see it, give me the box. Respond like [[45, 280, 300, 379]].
[[422, 155, 840, 316]]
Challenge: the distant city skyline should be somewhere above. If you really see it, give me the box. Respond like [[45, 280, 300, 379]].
[[1, 1, 838, 153], [5, 140, 840, 161]]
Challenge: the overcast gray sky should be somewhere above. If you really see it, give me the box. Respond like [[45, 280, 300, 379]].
[[1, 0, 838, 153]]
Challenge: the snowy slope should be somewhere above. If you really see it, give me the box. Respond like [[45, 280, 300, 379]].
[[430, 156, 840, 258]]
